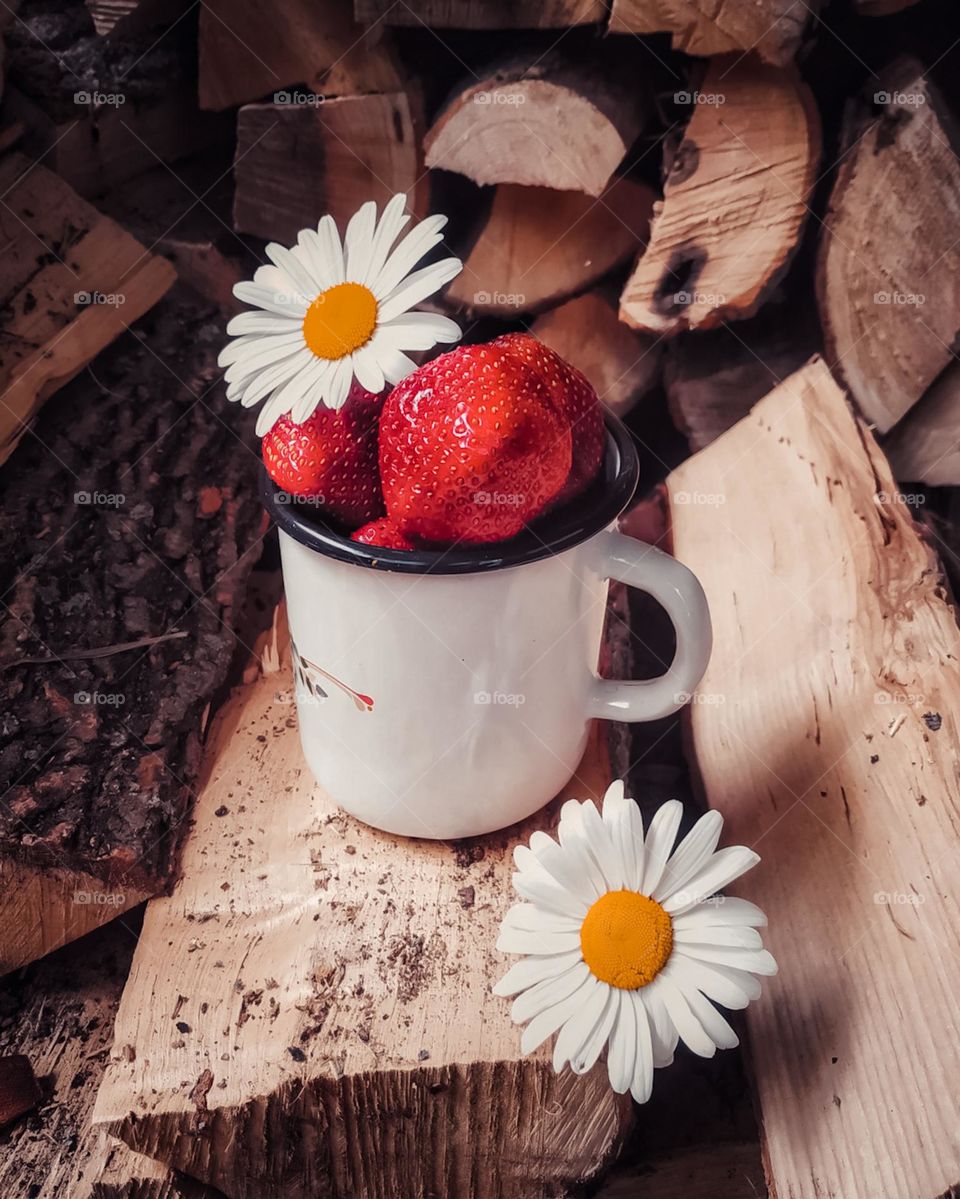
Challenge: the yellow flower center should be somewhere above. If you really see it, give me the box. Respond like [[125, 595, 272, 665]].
[[302, 282, 378, 360], [580, 890, 673, 990]]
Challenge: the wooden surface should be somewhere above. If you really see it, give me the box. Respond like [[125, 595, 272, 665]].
[[0, 153, 175, 467], [620, 58, 818, 336], [817, 59, 960, 433], [885, 362, 960, 486], [353, 0, 606, 27], [424, 50, 645, 196], [93, 607, 632, 1198], [448, 177, 654, 316], [667, 356, 960, 1199], [608, 0, 811, 65], [233, 93, 426, 246], [531, 290, 662, 418]]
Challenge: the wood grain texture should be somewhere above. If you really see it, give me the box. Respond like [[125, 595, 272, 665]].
[[885, 362, 960, 486], [424, 51, 645, 197], [608, 0, 812, 65], [667, 356, 960, 1199], [92, 608, 632, 1199], [531, 290, 662, 417], [0, 153, 175, 467], [448, 178, 654, 316], [353, 0, 605, 28], [620, 58, 819, 336], [817, 60, 960, 433], [233, 93, 427, 246]]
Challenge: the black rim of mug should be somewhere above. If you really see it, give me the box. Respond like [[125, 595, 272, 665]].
[[261, 411, 640, 575]]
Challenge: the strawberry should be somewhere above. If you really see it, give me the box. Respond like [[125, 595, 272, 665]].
[[491, 333, 604, 503], [378, 341, 572, 544], [261, 382, 385, 528], [351, 517, 415, 550]]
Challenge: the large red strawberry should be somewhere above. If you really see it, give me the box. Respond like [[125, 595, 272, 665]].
[[351, 517, 415, 550], [261, 382, 385, 527], [492, 333, 604, 503], [379, 342, 572, 544]]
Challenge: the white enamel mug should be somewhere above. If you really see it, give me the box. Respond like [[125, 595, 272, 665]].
[[264, 417, 712, 840]]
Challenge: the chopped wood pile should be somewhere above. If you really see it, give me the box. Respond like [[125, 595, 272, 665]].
[[0, 0, 959, 1196]]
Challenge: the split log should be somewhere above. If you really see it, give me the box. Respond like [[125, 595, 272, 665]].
[[447, 177, 654, 316], [233, 92, 427, 246], [663, 295, 819, 450], [531, 290, 662, 417], [620, 58, 819, 336], [817, 60, 960, 432], [608, 0, 811, 65], [353, 0, 606, 27], [0, 153, 176, 467], [84, 0, 189, 37], [0, 292, 264, 972], [884, 362, 960, 486], [667, 355, 960, 1199], [92, 605, 633, 1199], [424, 51, 646, 197], [4, 6, 225, 198], [199, 0, 402, 111]]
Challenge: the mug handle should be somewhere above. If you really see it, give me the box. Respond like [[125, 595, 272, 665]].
[[589, 529, 713, 723]]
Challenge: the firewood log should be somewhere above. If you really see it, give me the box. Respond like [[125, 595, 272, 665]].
[[424, 50, 646, 196], [199, 0, 402, 111], [233, 92, 427, 245], [531, 290, 662, 417], [608, 0, 812, 65], [663, 297, 819, 450], [84, 0, 189, 37], [4, 5, 225, 198], [884, 362, 960, 485], [0, 153, 176, 467], [667, 355, 960, 1199], [447, 177, 654, 316], [620, 58, 819, 337], [353, 0, 606, 27], [0, 292, 264, 973], [817, 60, 960, 433], [92, 605, 633, 1199]]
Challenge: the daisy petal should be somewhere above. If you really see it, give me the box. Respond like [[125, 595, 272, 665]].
[[226, 311, 301, 337], [656, 974, 716, 1058], [352, 344, 385, 395], [290, 359, 334, 424], [606, 989, 636, 1094], [524, 831, 600, 907], [520, 974, 597, 1055], [363, 193, 410, 287], [501, 903, 582, 935], [220, 331, 304, 371], [671, 975, 740, 1050], [673, 925, 763, 950], [672, 897, 768, 931], [495, 927, 582, 956], [653, 809, 724, 903], [579, 798, 623, 890], [377, 311, 461, 350], [378, 347, 418, 385], [251, 263, 300, 297], [641, 800, 683, 896], [602, 782, 643, 893], [326, 357, 354, 410], [317, 214, 345, 286], [666, 953, 759, 1009], [234, 282, 307, 319], [628, 990, 655, 1103], [553, 977, 610, 1072], [265, 242, 316, 305], [674, 945, 778, 975], [238, 352, 311, 408], [493, 950, 583, 998], [255, 388, 295, 437], [661, 846, 761, 915], [344, 200, 377, 282], [371, 213, 448, 299], [510, 961, 590, 1024], [571, 986, 618, 1075], [512, 862, 587, 920], [640, 978, 678, 1068], [377, 258, 462, 323], [557, 802, 609, 898]]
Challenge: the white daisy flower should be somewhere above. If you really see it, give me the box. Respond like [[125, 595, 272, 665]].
[[218, 194, 463, 436], [493, 782, 776, 1103]]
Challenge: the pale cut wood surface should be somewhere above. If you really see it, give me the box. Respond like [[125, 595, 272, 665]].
[[233, 93, 427, 246], [0, 153, 176, 469], [424, 52, 645, 197], [608, 0, 811, 65], [353, 0, 605, 27], [199, 0, 402, 111], [448, 178, 654, 316], [885, 361, 960, 486], [531, 290, 662, 417], [92, 606, 632, 1199], [817, 60, 960, 433], [620, 58, 818, 336], [667, 355, 960, 1199]]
